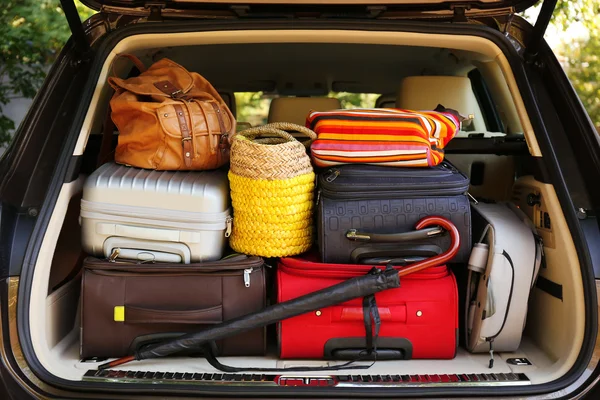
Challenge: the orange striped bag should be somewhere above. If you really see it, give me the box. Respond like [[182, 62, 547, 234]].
[[307, 107, 460, 168]]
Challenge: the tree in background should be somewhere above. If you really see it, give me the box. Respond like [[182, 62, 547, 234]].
[[0, 0, 93, 146], [552, 0, 600, 130], [559, 33, 600, 129], [552, 0, 598, 34], [330, 92, 379, 109], [234, 92, 272, 127], [234, 92, 379, 126]]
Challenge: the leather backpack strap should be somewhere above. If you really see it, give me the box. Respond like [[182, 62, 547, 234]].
[[172, 104, 193, 168], [110, 53, 148, 76], [97, 55, 149, 168], [96, 107, 116, 168], [154, 81, 194, 168]]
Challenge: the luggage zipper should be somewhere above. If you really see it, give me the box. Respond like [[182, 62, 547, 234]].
[[323, 169, 341, 183], [107, 249, 155, 264], [88, 255, 263, 271], [244, 268, 253, 288], [467, 192, 479, 204], [323, 161, 458, 181], [225, 216, 233, 238], [319, 187, 468, 200], [278, 262, 448, 279], [319, 166, 469, 197]]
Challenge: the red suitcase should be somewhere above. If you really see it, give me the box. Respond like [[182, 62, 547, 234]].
[[277, 254, 458, 360]]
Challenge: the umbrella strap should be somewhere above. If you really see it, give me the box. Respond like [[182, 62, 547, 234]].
[[201, 294, 382, 373], [202, 346, 376, 373], [363, 293, 381, 355]]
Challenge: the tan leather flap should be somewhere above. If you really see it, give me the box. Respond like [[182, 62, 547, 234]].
[[108, 58, 195, 98]]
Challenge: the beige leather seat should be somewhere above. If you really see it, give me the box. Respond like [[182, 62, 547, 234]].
[[396, 75, 514, 201], [268, 97, 341, 125], [396, 75, 485, 134]]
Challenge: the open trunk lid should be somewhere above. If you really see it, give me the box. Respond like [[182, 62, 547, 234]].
[[60, 0, 559, 66], [78, 0, 539, 13]]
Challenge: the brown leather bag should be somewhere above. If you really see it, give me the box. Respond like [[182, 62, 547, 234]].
[[80, 255, 266, 358], [107, 55, 235, 170]]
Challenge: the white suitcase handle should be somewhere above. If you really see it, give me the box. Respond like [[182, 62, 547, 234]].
[[103, 237, 192, 264], [96, 222, 201, 244]]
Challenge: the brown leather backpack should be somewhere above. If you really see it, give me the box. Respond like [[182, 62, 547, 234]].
[[107, 55, 235, 170]]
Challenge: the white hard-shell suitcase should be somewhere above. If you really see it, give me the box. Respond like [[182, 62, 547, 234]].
[[465, 202, 543, 366], [80, 163, 232, 263]]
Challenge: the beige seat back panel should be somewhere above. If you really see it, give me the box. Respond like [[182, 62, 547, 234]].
[[446, 154, 514, 201], [396, 75, 486, 133], [268, 97, 341, 125]]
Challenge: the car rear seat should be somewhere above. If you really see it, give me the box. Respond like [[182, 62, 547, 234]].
[[268, 97, 341, 125], [396, 75, 515, 201]]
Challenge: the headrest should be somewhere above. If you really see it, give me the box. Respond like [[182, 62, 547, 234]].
[[219, 91, 236, 117], [236, 121, 252, 132], [268, 97, 342, 125], [375, 93, 396, 109], [396, 76, 485, 132]]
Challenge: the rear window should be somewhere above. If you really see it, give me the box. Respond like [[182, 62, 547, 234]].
[[234, 92, 379, 127], [468, 69, 505, 134]]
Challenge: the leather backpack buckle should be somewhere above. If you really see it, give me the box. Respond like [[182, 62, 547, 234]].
[[170, 89, 183, 98]]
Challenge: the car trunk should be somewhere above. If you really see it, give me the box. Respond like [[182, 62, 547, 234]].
[[21, 24, 588, 395]]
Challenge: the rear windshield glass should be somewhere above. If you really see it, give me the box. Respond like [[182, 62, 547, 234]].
[[234, 92, 379, 127]]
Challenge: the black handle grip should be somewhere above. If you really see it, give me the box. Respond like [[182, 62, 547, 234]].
[[323, 338, 413, 360], [331, 349, 406, 360], [346, 226, 444, 243], [350, 244, 442, 264]]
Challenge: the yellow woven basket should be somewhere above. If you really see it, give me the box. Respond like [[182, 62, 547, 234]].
[[228, 122, 317, 257]]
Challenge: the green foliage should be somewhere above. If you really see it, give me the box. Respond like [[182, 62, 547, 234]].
[[552, 0, 600, 129], [552, 0, 600, 32], [329, 92, 379, 109], [0, 0, 94, 146], [234, 92, 380, 126], [559, 33, 600, 129], [234, 92, 272, 126]]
